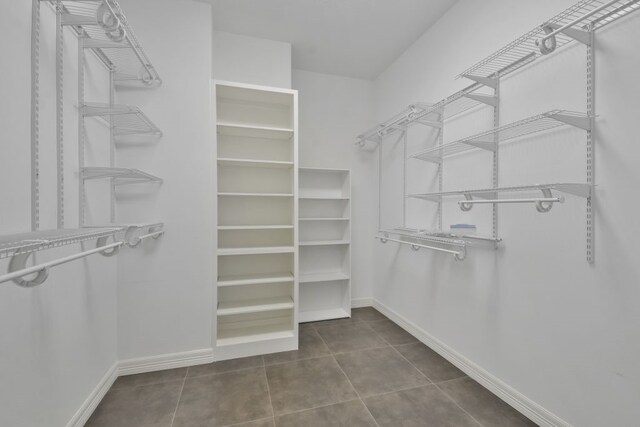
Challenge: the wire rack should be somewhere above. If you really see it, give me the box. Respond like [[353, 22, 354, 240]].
[[411, 110, 590, 163], [458, 0, 640, 79], [83, 103, 162, 136], [379, 228, 467, 248], [59, 0, 161, 85], [81, 167, 163, 185], [0, 227, 122, 260], [409, 183, 592, 202]]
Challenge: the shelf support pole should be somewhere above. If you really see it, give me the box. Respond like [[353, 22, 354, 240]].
[[586, 26, 595, 263]]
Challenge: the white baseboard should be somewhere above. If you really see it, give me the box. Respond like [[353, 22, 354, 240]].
[[66, 363, 118, 427], [118, 348, 214, 376], [351, 297, 373, 308], [372, 300, 571, 427]]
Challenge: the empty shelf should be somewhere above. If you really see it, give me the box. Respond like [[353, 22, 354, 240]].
[[60, 0, 161, 85], [0, 227, 122, 260], [218, 225, 293, 230], [299, 240, 350, 246], [409, 183, 592, 202], [299, 308, 350, 323], [217, 122, 294, 140], [218, 192, 294, 198], [81, 167, 163, 185], [299, 218, 349, 221], [218, 272, 294, 287], [218, 246, 295, 256], [218, 297, 294, 316], [458, 0, 640, 79], [218, 158, 294, 168], [217, 326, 294, 347], [299, 196, 349, 200], [299, 272, 350, 283], [411, 110, 590, 163], [82, 103, 162, 136]]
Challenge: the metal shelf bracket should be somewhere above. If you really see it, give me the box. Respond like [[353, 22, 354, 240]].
[[461, 74, 498, 89]]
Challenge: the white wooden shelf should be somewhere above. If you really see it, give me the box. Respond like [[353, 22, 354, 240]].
[[218, 192, 294, 198], [218, 272, 294, 287], [299, 196, 350, 200], [299, 218, 349, 222], [300, 272, 350, 283], [218, 297, 294, 316], [218, 158, 294, 169], [217, 122, 294, 140], [218, 246, 294, 256], [218, 225, 293, 230], [300, 240, 350, 246], [217, 327, 295, 347], [299, 308, 350, 323]]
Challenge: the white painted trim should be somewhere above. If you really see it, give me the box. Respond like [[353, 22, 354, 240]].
[[66, 363, 118, 427], [118, 348, 214, 376], [351, 297, 373, 308], [372, 300, 572, 427]]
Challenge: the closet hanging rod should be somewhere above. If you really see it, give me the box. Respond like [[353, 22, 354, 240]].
[[375, 236, 466, 260], [0, 241, 123, 287]]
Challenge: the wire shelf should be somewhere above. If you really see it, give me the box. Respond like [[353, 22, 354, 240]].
[[81, 167, 163, 185], [59, 0, 162, 86], [458, 0, 640, 79], [379, 228, 467, 247], [411, 110, 590, 163], [356, 83, 496, 147], [83, 103, 162, 136], [0, 227, 121, 260], [409, 183, 592, 202]]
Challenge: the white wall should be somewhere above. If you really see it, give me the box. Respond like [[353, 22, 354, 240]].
[[213, 30, 292, 89], [373, 1, 640, 426], [0, 3, 117, 426], [115, 0, 214, 361], [292, 69, 376, 304]]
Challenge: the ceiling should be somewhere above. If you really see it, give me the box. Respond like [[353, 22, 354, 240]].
[[208, 0, 458, 80]]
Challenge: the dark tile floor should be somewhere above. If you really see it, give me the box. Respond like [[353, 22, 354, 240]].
[[87, 308, 538, 427]]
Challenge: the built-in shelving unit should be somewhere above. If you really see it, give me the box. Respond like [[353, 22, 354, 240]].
[[215, 81, 298, 360], [298, 168, 351, 323]]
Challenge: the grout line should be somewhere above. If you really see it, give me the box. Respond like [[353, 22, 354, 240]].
[[262, 364, 276, 422], [169, 370, 188, 427], [273, 398, 362, 418], [435, 381, 485, 427], [223, 415, 276, 427], [430, 374, 469, 385], [360, 383, 433, 400], [263, 353, 330, 367], [388, 344, 434, 384]]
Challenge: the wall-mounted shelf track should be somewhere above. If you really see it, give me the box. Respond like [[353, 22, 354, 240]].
[[458, 0, 640, 80], [411, 110, 590, 163], [82, 103, 162, 136], [59, 0, 162, 86], [81, 167, 163, 185]]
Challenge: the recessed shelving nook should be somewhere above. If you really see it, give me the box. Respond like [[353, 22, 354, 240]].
[[298, 168, 351, 322], [356, 0, 640, 262], [215, 81, 298, 360]]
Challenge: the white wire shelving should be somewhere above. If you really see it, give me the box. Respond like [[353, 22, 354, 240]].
[[356, 82, 497, 149], [82, 103, 162, 137], [0, 227, 121, 260], [376, 228, 469, 261], [59, 0, 162, 86], [457, 0, 640, 80], [410, 110, 591, 163], [81, 167, 163, 185]]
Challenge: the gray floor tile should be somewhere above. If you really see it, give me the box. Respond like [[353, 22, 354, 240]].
[[264, 328, 330, 365], [173, 367, 272, 426], [316, 322, 387, 354], [335, 347, 429, 397], [187, 355, 264, 378], [364, 385, 480, 427], [111, 367, 187, 389], [233, 418, 276, 426], [86, 381, 182, 427], [438, 377, 537, 427], [275, 400, 377, 427], [351, 307, 387, 322], [266, 355, 358, 415], [367, 319, 418, 345], [394, 342, 466, 383]]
